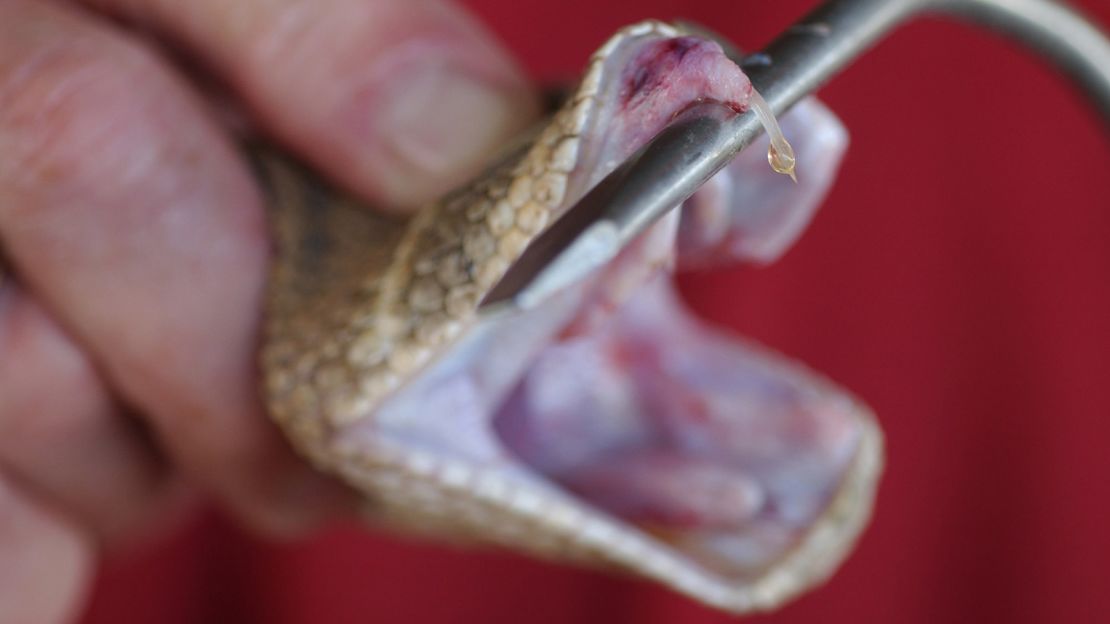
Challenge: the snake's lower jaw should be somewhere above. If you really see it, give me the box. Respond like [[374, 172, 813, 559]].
[[334, 266, 881, 613], [330, 97, 876, 614], [262, 21, 881, 614]]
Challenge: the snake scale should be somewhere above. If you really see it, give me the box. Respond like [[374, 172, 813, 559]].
[[1, 21, 882, 615]]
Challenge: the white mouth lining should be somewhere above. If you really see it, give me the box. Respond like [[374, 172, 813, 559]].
[[329, 20, 883, 613]]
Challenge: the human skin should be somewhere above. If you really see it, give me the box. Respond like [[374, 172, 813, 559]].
[[0, 1, 538, 621]]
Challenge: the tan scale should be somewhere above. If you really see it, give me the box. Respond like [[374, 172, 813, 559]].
[[252, 20, 879, 615]]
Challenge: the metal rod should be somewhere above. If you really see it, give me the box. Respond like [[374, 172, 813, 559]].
[[930, 0, 1110, 120], [655, 0, 1110, 243], [481, 0, 1110, 310]]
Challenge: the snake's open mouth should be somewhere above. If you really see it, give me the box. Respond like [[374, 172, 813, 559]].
[[298, 23, 881, 612], [489, 273, 874, 583]]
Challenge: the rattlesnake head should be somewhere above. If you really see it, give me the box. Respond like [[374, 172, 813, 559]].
[[258, 21, 882, 614]]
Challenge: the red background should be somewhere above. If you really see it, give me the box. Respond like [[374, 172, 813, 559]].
[[81, 1, 1110, 623]]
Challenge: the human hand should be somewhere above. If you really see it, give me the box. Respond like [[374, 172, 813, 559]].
[[0, 1, 538, 621]]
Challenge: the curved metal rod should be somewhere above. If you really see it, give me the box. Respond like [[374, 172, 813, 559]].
[[755, 0, 1110, 121], [483, 0, 1110, 309], [930, 0, 1110, 119]]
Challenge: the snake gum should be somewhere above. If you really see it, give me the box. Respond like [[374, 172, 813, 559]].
[[256, 21, 882, 615]]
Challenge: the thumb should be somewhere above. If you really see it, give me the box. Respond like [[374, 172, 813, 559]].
[[94, 0, 540, 209]]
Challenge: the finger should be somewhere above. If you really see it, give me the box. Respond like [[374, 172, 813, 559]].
[[0, 472, 94, 624], [0, 0, 354, 533], [0, 282, 173, 541], [81, 0, 540, 209]]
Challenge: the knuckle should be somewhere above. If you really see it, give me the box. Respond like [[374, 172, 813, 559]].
[[237, 2, 324, 83], [236, 1, 398, 101], [0, 33, 175, 209]]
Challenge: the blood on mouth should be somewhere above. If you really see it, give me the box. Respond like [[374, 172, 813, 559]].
[[620, 36, 798, 182]]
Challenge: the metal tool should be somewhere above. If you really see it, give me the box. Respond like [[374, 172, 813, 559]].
[[480, 0, 1110, 312]]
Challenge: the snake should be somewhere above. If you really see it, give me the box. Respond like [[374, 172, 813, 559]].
[[1, 20, 883, 615]]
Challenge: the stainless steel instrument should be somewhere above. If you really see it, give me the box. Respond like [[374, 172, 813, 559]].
[[481, 0, 1110, 311]]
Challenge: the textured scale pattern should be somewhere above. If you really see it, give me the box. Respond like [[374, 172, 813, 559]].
[[257, 21, 881, 615], [257, 21, 654, 465]]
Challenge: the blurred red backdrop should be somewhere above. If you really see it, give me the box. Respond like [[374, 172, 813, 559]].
[[80, 1, 1110, 623]]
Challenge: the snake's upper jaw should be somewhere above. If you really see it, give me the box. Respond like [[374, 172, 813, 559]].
[[264, 21, 881, 614]]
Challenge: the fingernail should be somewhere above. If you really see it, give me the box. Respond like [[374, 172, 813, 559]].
[[372, 61, 534, 206]]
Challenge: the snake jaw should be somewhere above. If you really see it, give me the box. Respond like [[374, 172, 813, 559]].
[[261, 20, 881, 614]]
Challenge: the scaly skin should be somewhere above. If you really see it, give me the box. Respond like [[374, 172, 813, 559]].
[[255, 21, 883, 615]]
